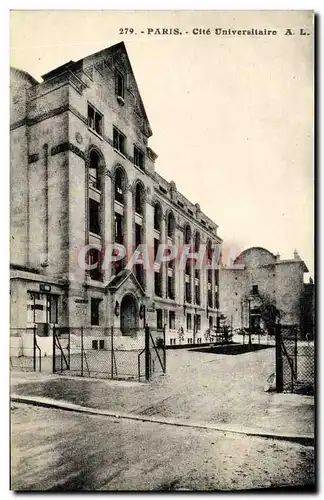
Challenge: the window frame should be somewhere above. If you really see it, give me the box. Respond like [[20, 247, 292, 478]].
[[113, 126, 126, 156], [134, 145, 145, 171], [87, 103, 103, 137]]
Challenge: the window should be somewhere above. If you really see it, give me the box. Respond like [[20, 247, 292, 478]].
[[88, 104, 103, 136], [187, 338, 192, 344], [156, 309, 163, 329], [135, 223, 142, 247], [27, 292, 58, 324], [252, 285, 259, 295], [154, 238, 159, 261], [134, 146, 145, 171], [159, 185, 168, 195], [186, 313, 192, 331], [187, 208, 194, 216], [185, 225, 191, 245], [115, 213, 124, 244], [135, 183, 144, 215], [155, 272, 162, 297], [88, 248, 101, 281], [167, 275, 175, 300], [209, 316, 213, 329], [115, 70, 124, 98], [89, 150, 101, 190], [99, 339, 105, 350], [91, 298, 101, 325], [185, 281, 192, 303], [169, 311, 175, 330], [113, 127, 126, 155], [115, 168, 125, 204], [89, 199, 100, 235], [177, 200, 184, 209], [167, 212, 175, 239], [154, 203, 162, 231], [92, 340, 98, 350], [196, 314, 201, 331]]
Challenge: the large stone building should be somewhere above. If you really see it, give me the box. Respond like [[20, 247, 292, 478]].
[[219, 246, 310, 335], [10, 42, 222, 347]]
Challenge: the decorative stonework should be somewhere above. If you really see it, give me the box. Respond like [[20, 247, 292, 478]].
[[51, 142, 85, 160], [28, 153, 39, 164], [75, 132, 83, 144]]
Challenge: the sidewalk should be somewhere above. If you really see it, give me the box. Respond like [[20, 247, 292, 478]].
[[10, 347, 314, 443]]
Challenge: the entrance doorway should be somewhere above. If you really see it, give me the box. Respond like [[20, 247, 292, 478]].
[[120, 294, 138, 335]]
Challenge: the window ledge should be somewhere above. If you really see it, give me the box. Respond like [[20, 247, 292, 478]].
[[113, 148, 127, 160], [134, 164, 145, 174], [88, 127, 103, 141]]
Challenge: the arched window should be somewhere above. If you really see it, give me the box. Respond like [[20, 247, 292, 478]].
[[167, 212, 175, 239], [115, 167, 125, 204], [135, 182, 145, 215], [154, 202, 162, 231], [89, 150, 101, 190]]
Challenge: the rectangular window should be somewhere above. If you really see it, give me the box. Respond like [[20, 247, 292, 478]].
[[186, 313, 192, 331], [170, 338, 173, 346], [92, 340, 98, 350], [114, 212, 124, 244], [99, 339, 105, 350], [154, 238, 159, 261], [195, 314, 201, 332], [156, 308, 163, 329], [113, 127, 126, 155], [154, 272, 162, 297], [185, 282, 192, 303], [134, 146, 145, 171], [115, 70, 124, 98], [27, 292, 58, 324], [135, 223, 142, 247], [168, 276, 175, 300], [91, 298, 101, 326], [188, 338, 192, 344], [88, 104, 103, 136], [89, 248, 101, 281], [169, 311, 175, 330], [89, 199, 100, 235], [252, 285, 258, 295]]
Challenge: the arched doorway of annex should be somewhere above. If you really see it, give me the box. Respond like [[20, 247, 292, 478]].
[[120, 293, 139, 335]]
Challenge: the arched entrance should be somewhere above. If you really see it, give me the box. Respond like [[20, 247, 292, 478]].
[[120, 294, 138, 335]]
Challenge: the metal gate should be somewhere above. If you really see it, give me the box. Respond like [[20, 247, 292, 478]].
[[138, 326, 166, 381], [52, 326, 70, 373], [275, 322, 314, 395]]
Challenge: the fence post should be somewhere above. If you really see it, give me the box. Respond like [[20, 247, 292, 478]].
[[111, 326, 114, 379], [52, 326, 56, 374], [275, 321, 283, 392], [81, 326, 84, 377], [294, 326, 298, 390], [163, 324, 166, 374], [145, 325, 150, 381], [33, 326, 36, 372], [68, 328, 71, 369]]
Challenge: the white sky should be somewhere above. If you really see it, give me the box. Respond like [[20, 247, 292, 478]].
[[10, 10, 314, 276]]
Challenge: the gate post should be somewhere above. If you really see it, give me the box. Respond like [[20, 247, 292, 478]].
[[81, 326, 84, 377], [163, 324, 166, 374], [275, 321, 283, 392], [52, 326, 56, 374], [145, 325, 150, 381], [111, 326, 114, 379], [33, 326, 36, 372]]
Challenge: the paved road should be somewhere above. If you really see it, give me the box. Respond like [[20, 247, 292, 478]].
[[11, 346, 314, 436], [11, 403, 314, 491]]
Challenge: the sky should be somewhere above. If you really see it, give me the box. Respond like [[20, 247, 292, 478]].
[[10, 10, 314, 277]]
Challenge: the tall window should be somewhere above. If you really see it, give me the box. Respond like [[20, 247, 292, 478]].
[[113, 127, 126, 155], [114, 213, 123, 245], [89, 150, 101, 190], [88, 247, 101, 281], [252, 285, 259, 295], [156, 309, 163, 329], [186, 313, 192, 331], [154, 203, 162, 231], [89, 199, 100, 235], [135, 182, 145, 215], [167, 212, 175, 239], [115, 168, 125, 204], [155, 272, 162, 297], [91, 298, 101, 326], [169, 311, 175, 330], [115, 70, 125, 98], [134, 146, 145, 171], [88, 104, 103, 136]]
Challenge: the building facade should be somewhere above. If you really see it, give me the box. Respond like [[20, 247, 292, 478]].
[[219, 247, 309, 335], [10, 42, 222, 347]]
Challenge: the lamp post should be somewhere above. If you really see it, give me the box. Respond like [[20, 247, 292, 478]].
[[248, 297, 252, 346]]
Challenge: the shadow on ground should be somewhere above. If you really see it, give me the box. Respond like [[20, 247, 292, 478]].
[[190, 343, 273, 355]]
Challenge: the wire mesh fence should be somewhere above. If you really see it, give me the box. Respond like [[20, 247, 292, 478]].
[[277, 324, 315, 395], [10, 326, 166, 382]]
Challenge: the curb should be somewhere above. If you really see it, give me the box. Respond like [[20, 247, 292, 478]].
[[11, 394, 314, 447]]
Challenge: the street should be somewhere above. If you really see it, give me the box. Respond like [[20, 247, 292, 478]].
[[11, 403, 314, 491]]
